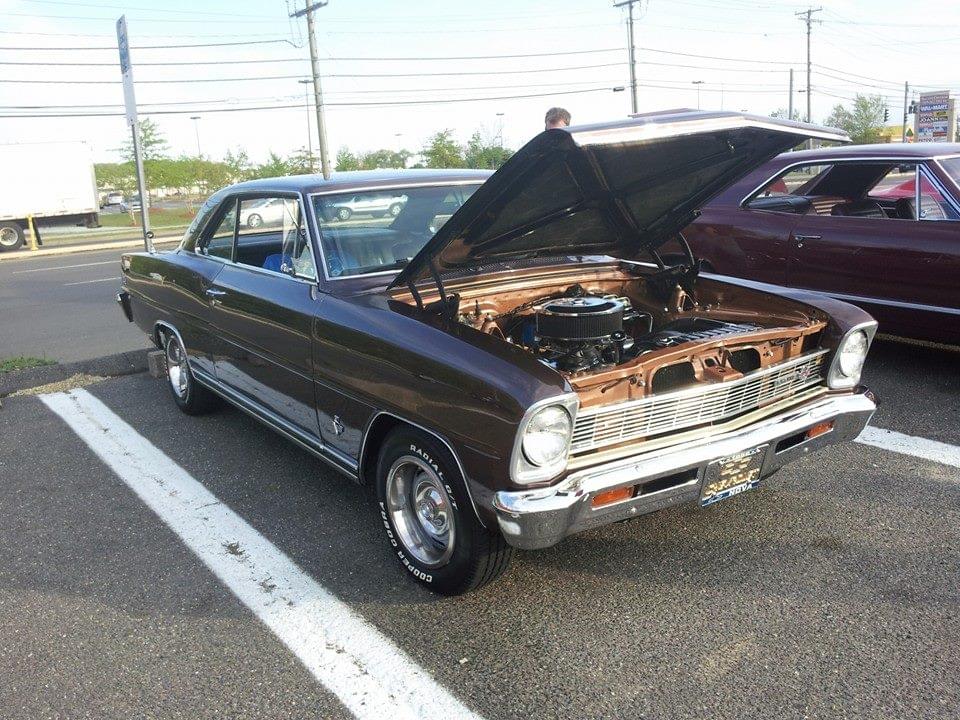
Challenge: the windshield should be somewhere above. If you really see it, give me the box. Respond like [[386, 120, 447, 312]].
[[938, 157, 960, 186], [312, 184, 480, 278]]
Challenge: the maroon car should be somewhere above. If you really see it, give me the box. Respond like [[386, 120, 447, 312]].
[[117, 111, 878, 595], [684, 143, 960, 345]]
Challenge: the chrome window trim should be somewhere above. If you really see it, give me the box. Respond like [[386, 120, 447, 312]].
[[357, 410, 485, 526], [307, 181, 485, 283], [194, 191, 321, 287], [917, 163, 960, 220], [738, 156, 957, 210]]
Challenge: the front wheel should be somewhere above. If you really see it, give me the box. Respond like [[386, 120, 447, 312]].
[[336, 207, 352, 221], [246, 213, 263, 228], [375, 429, 513, 595], [0, 222, 25, 252]]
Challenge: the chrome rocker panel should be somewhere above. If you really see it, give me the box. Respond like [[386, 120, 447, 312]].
[[493, 389, 876, 550]]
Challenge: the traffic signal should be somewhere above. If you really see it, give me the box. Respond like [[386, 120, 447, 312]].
[[884, 108, 889, 122]]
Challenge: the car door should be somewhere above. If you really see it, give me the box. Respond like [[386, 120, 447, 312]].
[[685, 165, 816, 286], [206, 192, 324, 439], [786, 161, 960, 339]]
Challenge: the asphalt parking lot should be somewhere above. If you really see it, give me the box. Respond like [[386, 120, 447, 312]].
[[0, 336, 957, 719]]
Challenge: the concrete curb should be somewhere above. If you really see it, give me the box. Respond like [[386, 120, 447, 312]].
[[0, 349, 151, 397], [0, 236, 180, 262]]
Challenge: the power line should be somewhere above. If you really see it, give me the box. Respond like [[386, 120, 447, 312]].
[[0, 39, 296, 51], [636, 46, 799, 65], [0, 86, 624, 118], [0, 61, 629, 85]]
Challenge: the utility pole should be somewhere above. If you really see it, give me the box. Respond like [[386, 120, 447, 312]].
[[788, 68, 794, 120], [290, 1, 331, 179], [902, 81, 910, 143], [614, 0, 640, 115], [796, 7, 821, 147], [298, 79, 313, 170], [190, 115, 201, 157]]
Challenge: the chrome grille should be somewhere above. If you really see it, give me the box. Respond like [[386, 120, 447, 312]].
[[570, 350, 828, 454]]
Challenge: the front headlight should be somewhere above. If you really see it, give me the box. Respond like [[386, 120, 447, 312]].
[[511, 395, 579, 485], [828, 325, 875, 389], [522, 405, 572, 467]]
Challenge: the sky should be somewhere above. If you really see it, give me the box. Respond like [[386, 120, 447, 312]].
[[1, 0, 959, 165]]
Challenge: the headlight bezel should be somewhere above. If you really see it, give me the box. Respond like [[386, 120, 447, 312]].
[[827, 321, 877, 389], [510, 394, 579, 485]]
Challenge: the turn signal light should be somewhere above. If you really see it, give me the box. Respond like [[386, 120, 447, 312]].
[[806, 421, 834, 440], [592, 486, 634, 509]]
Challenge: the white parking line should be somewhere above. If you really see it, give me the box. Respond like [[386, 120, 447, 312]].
[[63, 277, 118, 286], [40, 388, 482, 720], [12, 260, 116, 274], [857, 426, 960, 470]]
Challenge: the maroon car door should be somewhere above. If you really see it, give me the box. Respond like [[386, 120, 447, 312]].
[[786, 166, 960, 341], [685, 169, 803, 286]]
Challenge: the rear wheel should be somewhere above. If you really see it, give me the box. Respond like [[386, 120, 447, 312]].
[[0, 222, 25, 252], [375, 428, 513, 595], [246, 213, 263, 228], [163, 331, 219, 415], [336, 207, 352, 221], [388, 203, 402, 217]]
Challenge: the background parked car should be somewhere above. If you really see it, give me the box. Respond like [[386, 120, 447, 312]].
[[326, 192, 407, 221], [682, 143, 960, 345], [120, 194, 142, 214], [100, 191, 124, 208]]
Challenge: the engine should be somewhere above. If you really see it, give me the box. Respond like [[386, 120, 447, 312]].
[[533, 296, 635, 373]]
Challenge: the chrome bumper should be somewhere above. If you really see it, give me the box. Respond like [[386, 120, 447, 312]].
[[493, 389, 876, 550]]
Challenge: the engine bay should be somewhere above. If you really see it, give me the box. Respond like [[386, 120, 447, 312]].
[[446, 267, 829, 407]]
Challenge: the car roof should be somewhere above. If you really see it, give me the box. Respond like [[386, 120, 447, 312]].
[[782, 142, 960, 162], [226, 168, 493, 195]]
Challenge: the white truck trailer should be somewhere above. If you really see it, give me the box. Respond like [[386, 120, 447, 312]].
[[0, 141, 100, 252]]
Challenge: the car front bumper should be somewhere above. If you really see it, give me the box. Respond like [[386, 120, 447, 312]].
[[493, 388, 876, 550]]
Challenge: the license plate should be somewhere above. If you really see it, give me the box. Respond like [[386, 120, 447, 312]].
[[699, 445, 768, 507]]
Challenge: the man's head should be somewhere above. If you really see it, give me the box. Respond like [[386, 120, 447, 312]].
[[544, 107, 571, 130]]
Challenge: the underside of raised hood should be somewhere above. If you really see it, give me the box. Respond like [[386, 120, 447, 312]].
[[390, 110, 847, 291]]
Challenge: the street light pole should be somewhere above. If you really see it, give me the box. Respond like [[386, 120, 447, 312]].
[[190, 115, 201, 157], [298, 79, 313, 170], [290, 1, 331, 179], [614, 0, 640, 115], [692, 80, 704, 110]]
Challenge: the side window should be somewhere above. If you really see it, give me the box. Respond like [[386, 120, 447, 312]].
[[201, 200, 237, 259], [236, 196, 317, 279], [757, 164, 832, 197]]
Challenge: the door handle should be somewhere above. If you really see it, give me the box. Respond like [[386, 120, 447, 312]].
[[793, 234, 821, 248]]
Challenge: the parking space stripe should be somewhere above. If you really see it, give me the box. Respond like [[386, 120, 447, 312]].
[[857, 426, 960, 471], [40, 388, 482, 720], [63, 277, 118, 286]]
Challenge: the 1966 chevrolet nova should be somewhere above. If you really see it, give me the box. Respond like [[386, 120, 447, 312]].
[[117, 110, 878, 594]]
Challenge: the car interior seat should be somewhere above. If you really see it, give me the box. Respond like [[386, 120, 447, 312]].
[[830, 199, 887, 219]]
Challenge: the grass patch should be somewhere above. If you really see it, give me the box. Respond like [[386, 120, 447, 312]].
[[0, 356, 57, 373], [98, 207, 196, 229]]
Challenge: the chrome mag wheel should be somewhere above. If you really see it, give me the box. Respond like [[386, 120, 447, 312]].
[[385, 455, 456, 568], [165, 336, 190, 399]]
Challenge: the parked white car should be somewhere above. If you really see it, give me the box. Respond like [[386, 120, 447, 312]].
[[239, 197, 289, 228], [327, 193, 408, 221]]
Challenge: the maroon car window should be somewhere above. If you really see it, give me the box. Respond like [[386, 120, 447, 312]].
[[202, 201, 237, 260], [757, 164, 832, 198]]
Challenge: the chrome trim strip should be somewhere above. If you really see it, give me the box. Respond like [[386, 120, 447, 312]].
[[190, 366, 358, 479], [357, 410, 485, 527], [817, 290, 960, 316], [571, 350, 828, 454]]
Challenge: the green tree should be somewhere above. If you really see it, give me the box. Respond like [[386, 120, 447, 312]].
[[223, 148, 252, 181], [770, 108, 801, 121], [118, 118, 169, 162], [421, 130, 464, 168], [360, 148, 410, 169], [463, 132, 513, 170], [336, 147, 361, 171], [251, 152, 294, 179], [286, 147, 316, 174], [824, 94, 887, 143], [94, 162, 136, 193]]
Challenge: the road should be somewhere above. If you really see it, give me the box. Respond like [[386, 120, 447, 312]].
[[0, 338, 958, 719], [0, 247, 154, 363]]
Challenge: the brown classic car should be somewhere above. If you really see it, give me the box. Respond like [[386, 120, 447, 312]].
[[682, 143, 960, 345], [117, 111, 878, 595]]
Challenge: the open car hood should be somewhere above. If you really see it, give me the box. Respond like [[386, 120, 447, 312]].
[[389, 110, 847, 290]]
